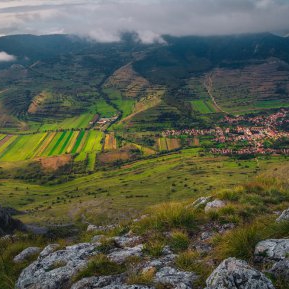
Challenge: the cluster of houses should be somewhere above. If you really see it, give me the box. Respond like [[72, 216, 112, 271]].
[[211, 148, 289, 156], [162, 109, 289, 156]]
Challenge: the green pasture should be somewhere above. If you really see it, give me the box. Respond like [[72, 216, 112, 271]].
[[191, 100, 215, 114], [104, 88, 135, 118], [1, 148, 287, 225], [39, 113, 94, 131]]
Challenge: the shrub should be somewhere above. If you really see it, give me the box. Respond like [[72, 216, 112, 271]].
[[214, 222, 266, 262], [218, 188, 241, 201], [127, 268, 155, 285], [175, 250, 211, 287], [96, 238, 116, 254], [73, 254, 124, 281], [133, 202, 199, 233], [143, 240, 165, 257], [169, 230, 190, 252]]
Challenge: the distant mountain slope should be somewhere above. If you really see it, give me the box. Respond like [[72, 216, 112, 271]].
[[0, 33, 288, 131]]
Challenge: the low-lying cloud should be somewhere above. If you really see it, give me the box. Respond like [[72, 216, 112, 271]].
[[0, 0, 289, 42], [0, 51, 16, 62]]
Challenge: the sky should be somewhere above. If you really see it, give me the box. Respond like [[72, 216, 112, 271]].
[[0, 0, 289, 43]]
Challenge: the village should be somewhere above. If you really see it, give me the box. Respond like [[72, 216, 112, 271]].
[[163, 109, 289, 156]]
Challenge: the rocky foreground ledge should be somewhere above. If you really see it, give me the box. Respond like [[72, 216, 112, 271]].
[[13, 205, 289, 289]]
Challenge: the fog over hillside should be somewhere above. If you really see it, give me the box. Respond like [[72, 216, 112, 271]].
[[0, 0, 289, 42]]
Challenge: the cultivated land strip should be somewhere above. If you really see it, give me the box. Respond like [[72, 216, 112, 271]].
[[204, 74, 228, 114]]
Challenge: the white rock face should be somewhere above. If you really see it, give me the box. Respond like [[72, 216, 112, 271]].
[[13, 247, 41, 263], [16, 243, 97, 289], [205, 199, 225, 213], [154, 266, 197, 289], [205, 257, 275, 289], [108, 244, 144, 263], [255, 239, 289, 261], [276, 208, 289, 222]]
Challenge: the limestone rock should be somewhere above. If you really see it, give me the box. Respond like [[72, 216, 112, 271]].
[[205, 200, 225, 213], [154, 266, 197, 289], [87, 224, 115, 232], [255, 239, 289, 261], [269, 259, 289, 282], [191, 196, 212, 208], [108, 244, 143, 263], [16, 243, 97, 289], [71, 275, 124, 289], [39, 244, 60, 259], [13, 247, 41, 263], [205, 257, 275, 289], [276, 208, 289, 222], [91, 235, 105, 243], [113, 234, 142, 248]]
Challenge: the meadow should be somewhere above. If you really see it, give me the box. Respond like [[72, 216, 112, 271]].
[[1, 148, 287, 225]]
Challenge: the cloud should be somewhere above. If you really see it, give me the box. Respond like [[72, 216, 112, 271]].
[[0, 51, 16, 62], [0, 0, 289, 42]]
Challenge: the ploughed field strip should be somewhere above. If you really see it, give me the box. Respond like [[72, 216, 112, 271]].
[[0, 129, 104, 162]]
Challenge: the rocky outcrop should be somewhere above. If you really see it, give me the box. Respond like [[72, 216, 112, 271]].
[[276, 208, 289, 222], [87, 224, 115, 232], [154, 266, 197, 289], [255, 239, 289, 261], [13, 247, 41, 263], [16, 243, 96, 289], [113, 234, 142, 248], [0, 205, 26, 236], [205, 200, 225, 213], [205, 257, 275, 289], [108, 244, 144, 263], [269, 259, 289, 283], [71, 275, 153, 289]]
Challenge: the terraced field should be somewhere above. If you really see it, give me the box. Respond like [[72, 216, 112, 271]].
[[39, 113, 94, 131], [0, 129, 104, 164], [158, 138, 181, 151], [104, 133, 117, 151]]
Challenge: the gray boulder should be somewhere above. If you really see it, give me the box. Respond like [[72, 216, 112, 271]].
[[108, 244, 143, 263], [276, 208, 289, 222], [113, 234, 142, 248], [16, 243, 97, 289], [205, 257, 275, 289], [205, 200, 225, 213], [190, 196, 212, 208], [269, 259, 289, 283], [87, 224, 115, 232], [39, 244, 60, 259], [71, 275, 124, 289], [91, 235, 105, 243], [13, 247, 41, 263], [255, 239, 289, 261], [154, 266, 197, 289]]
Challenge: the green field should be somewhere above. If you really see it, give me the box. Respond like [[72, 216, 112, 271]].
[[0, 134, 47, 161], [191, 100, 215, 114], [92, 99, 117, 118], [39, 113, 94, 131], [104, 88, 135, 118], [0, 148, 288, 225], [0, 129, 103, 162]]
